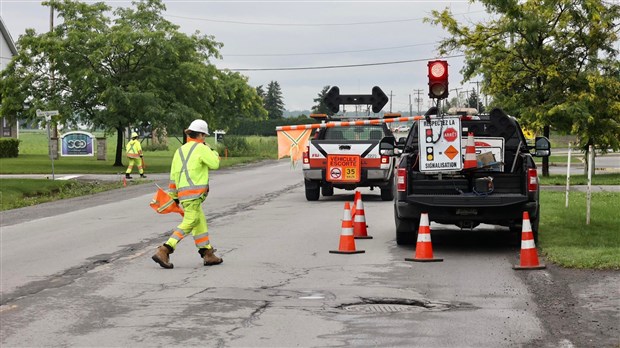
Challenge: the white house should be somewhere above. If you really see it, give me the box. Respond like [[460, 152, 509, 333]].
[[0, 16, 18, 138]]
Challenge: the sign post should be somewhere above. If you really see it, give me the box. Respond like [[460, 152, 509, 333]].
[[36, 109, 60, 180]]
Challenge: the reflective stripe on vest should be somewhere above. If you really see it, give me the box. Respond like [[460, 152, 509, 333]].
[[127, 142, 140, 158], [177, 142, 209, 200]]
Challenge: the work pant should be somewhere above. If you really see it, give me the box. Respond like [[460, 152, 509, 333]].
[[164, 199, 212, 251], [126, 157, 144, 174]]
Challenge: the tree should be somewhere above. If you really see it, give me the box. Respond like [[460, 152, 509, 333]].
[[311, 85, 333, 115], [255, 85, 265, 99], [466, 88, 485, 113], [264, 81, 285, 119], [0, 0, 264, 166], [428, 0, 620, 176]]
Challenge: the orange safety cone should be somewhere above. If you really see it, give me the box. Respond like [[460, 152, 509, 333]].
[[463, 132, 477, 170], [123, 176, 127, 187], [405, 213, 443, 262], [353, 194, 372, 239], [351, 190, 360, 218], [513, 212, 545, 270], [330, 202, 365, 254]]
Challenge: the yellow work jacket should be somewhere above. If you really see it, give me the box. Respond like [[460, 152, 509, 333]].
[[125, 139, 143, 159], [168, 138, 220, 202]]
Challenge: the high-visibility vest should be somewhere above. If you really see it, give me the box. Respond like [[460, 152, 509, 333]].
[[126, 139, 143, 158], [168, 138, 220, 202]]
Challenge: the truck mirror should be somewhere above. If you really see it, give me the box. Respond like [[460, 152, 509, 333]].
[[534, 136, 551, 157], [379, 136, 396, 156]]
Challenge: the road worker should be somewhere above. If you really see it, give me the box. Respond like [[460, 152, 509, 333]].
[[125, 132, 146, 179], [152, 119, 222, 269]]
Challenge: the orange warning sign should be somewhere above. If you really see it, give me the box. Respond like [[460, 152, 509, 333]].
[[444, 145, 459, 160], [327, 155, 361, 183]]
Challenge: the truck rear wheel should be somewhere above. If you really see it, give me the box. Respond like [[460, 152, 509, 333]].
[[395, 207, 418, 245], [380, 186, 394, 201], [380, 176, 395, 201], [305, 180, 320, 201], [321, 183, 334, 197]]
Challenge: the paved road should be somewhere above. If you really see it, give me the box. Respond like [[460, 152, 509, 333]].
[[2, 160, 618, 347]]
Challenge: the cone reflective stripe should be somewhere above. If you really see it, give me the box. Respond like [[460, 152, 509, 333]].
[[405, 213, 443, 262], [514, 211, 545, 270], [463, 132, 477, 169], [353, 193, 372, 239], [330, 202, 365, 254]]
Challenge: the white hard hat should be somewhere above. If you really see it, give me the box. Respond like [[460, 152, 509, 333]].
[[131, 132, 138, 138], [186, 119, 209, 135]]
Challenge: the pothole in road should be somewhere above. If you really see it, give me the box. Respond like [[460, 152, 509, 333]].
[[338, 297, 455, 313]]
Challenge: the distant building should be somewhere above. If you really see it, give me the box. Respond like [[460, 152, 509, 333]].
[[0, 16, 18, 138]]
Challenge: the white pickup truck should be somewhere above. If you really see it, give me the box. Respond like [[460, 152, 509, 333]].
[[302, 116, 395, 201]]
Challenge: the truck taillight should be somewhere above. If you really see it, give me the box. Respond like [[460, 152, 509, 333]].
[[528, 168, 538, 192], [381, 155, 389, 164], [397, 168, 407, 192], [302, 146, 309, 164]]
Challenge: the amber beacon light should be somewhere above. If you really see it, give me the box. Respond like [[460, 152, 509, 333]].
[[427, 60, 449, 99]]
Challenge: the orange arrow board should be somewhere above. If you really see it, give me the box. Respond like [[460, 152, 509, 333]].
[[444, 145, 459, 160]]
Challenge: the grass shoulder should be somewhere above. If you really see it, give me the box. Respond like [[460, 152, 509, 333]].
[[539, 191, 619, 269]]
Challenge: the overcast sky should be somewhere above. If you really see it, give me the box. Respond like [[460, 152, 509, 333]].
[[0, 0, 489, 113]]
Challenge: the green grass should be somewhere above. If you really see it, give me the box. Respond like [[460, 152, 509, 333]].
[[1, 131, 277, 174], [539, 191, 620, 269], [0, 178, 130, 211], [539, 173, 620, 185]]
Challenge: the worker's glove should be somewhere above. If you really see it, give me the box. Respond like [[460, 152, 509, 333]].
[[140, 155, 143, 158]]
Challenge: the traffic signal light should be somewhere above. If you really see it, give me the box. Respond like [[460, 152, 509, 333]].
[[427, 60, 449, 99]]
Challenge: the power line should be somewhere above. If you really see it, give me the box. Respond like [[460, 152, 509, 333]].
[[163, 10, 485, 27], [224, 42, 437, 57], [226, 54, 465, 71]]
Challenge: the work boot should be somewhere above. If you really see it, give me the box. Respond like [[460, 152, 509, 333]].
[[199, 248, 223, 266], [140, 174, 147, 178], [125, 173, 133, 179], [152, 244, 174, 269]]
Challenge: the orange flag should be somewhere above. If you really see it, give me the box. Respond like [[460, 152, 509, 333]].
[[277, 129, 312, 162], [150, 187, 184, 216]]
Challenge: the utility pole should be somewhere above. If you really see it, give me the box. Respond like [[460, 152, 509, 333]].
[[450, 87, 461, 107], [470, 81, 482, 111], [409, 94, 412, 116], [413, 89, 423, 114], [389, 91, 394, 113]]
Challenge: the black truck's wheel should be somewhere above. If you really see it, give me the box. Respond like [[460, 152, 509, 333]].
[[305, 180, 320, 201], [395, 206, 418, 245], [381, 186, 394, 201], [380, 175, 395, 201]]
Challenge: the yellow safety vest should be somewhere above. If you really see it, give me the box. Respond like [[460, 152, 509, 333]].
[[125, 139, 143, 158], [168, 139, 220, 202]]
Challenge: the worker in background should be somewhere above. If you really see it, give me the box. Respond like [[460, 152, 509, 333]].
[[152, 119, 222, 269], [125, 132, 146, 179]]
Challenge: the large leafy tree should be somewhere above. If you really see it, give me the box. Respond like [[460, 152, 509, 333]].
[[311, 85, 334, 116], [264, 80, 285, 119], [1, 0, 264, 166], [428, 0, 620, 175]]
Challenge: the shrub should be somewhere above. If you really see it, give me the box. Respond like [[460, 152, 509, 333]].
[[0, 138, 20, 158], [142, 143, 169, 152], [220, 136, 250, 156]]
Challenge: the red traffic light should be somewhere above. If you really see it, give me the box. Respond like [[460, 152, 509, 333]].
[[428, 60, 449, 99]]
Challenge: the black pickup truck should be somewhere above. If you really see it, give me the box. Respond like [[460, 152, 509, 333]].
[[380, 108, 551, 245]]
